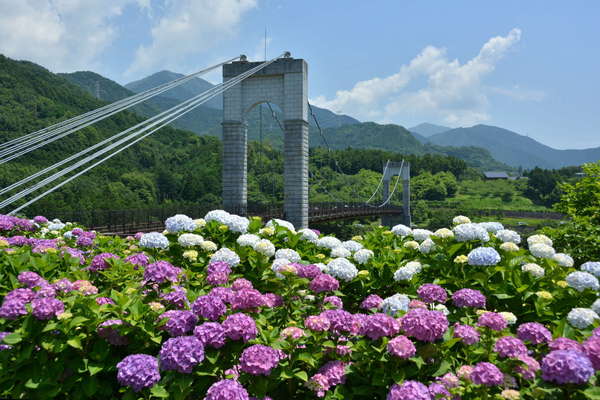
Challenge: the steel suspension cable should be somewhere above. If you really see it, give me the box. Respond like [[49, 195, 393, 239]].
[[0, 56, 241, 162], [365, 159, 390, 204], [6, 54, 285, 213], [377, 159, 404, 207]]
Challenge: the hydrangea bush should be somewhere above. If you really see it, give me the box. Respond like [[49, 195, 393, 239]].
[[0, 212, 599, 399]]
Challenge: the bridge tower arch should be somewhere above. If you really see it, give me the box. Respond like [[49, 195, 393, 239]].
[[382, 161, 411, 227], [222, 56, 309, 229]]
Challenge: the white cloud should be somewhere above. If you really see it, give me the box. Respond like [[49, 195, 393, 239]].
[[0, 0, 135, 72], [312, 28, 525, 126], [126, 0, 257, 78]]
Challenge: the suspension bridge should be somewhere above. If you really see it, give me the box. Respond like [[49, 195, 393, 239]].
[[0, 53, 411, 230]]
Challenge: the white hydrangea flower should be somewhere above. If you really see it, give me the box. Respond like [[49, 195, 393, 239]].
[[317, 236, 343, 250], [453, 215, 471, 225], [591, 299, 600, 315], [393, 265, 419, 281], [565, 271, 600, 292], [193, 218, 206, 229], [165, 214, 196, 233], [521, 263, 545, 278], [298, 228, 318, 242], [453, 223, 490, 242], [271, 258, 292, 279], [404, 240, 419, 250], [325, 258, 358, 282], [275, 248, 301, 262], [48, 222, 66, 231], [500, 242, 520, 252], [581, 261, 600, 277], [391, 224, 412, 237], [529, 243, 556, 259], [433, 228, 454, 239], [434, 304, 450, 315], [553, 253, 574, 267], [210, 247, 240, 267], [419, 238, 435, 254], [204, 210, 231, 225], [499, 312, 517, 325], [405, 261, 423, 272], [266, 218, 296, 233], [527, 234, 553, 247], [63, 231, 73, 239], [225, 215, 249, 233], [342, 240, 363, 252], [495, 229, 521, 244], [139, 232, 169, 249], [381, 294, 410, 316], [412, 229, 433, 242], [478, 222, 504, 233], [353, 249, 374, 265], [236, 234, 260, 247], [177, 233, 204, 247], [567, 308, 599, 329], [200, 241, 217, 252], [253, 239, 276, 257], [331, 246, 351, 258]]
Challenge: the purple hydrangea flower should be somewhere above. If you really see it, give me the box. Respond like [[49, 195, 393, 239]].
[[209, 287, 235, 304], [124, 253, 149, 268], [549, 337, 583, 352], [17, 271, 44, 288], [158, 310, 198, 336], [323, 296, 343, 309], [88, 253, 119, 272], [309, 274, 339, 293], [194, 322, 226, 348], [400, 309, 449, 342], [143, 261, 182, 285], [470, 362, 503, 386], [262, 293, 283, 308], [477, 312, 508, 331], [159, 336, 204, 373], [31, 297, 64, 320], [61, 247, 86, 264], [360, 294, 383, 310], [583, 336, 600, 370], [76, 232, 96, 247], [206, 261, 232, 285], [296, 264, 322, 279], [8, 236, 29, 246], [239, 344, 281, 376], [453, 324, 480, 345], [387, 381, 430, 400], [117, 354, 161, 392], [222, 313, 257, 342], [0, 297, 30, 320], [95, 297, 115, 306], [514, 354, 540, 380], [205, 379, 249, 400], [304, 315, 331, 332], [417, 284, 447, 304], [452, 288, 486, 308], [33, 216, 48, 224], [320, 309, 355, 335], [52, 278, 74, 294], [160, 286, 189, 309], [98, 319, 128, 346], [541, 350, 594, 384], [231, 288, 265, 311], [387, 335, 416, 359], [517, 322, 552, 345], [232, 278, 253, 291], [494, 336, 528, 358], [363, 313, 400, 340], [192, 295, 227, 320], [428, 383, 451, 399]]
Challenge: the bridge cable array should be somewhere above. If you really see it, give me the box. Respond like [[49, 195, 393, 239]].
[[4, 54, 286, 214], [0, 56, 242, 164]]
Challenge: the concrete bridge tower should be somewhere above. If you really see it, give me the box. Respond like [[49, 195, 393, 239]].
[[381, 161, 411, 227], [221, 56, 309, 229]]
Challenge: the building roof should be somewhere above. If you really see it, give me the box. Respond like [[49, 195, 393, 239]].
[[484, 171, 510, 179]]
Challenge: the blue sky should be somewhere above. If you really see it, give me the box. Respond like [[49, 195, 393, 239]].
[[0, 0, 598, 149]]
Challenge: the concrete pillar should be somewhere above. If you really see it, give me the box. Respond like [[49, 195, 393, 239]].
[[402, 162, 411, 226], [222, 121, 247, 214], [283, 119, 309, 229]]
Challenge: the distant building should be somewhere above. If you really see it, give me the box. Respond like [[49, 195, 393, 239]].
[[484, 171, 510, 180]]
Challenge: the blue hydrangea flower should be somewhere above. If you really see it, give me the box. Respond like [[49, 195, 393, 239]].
[[139, 232, 169, 249], [381, 294, 410, 316], [467, 247, 501, 266], [165, 214, 196, 233], [565, 271, 599, 292], [478, 222, 504, 233], [393, 265, 418, 281], [325, 258, 358, 282], [581, 261, 600, 278], [453, 223, 490, 242], [567, 308, 599, 329]]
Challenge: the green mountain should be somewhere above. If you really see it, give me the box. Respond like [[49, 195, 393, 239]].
[[409, 122, 451, 138], [428, 124, 600, 169]]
